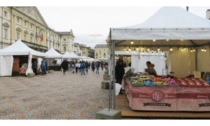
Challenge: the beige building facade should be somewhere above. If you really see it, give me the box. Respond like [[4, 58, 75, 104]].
[[80, 44, 89, 57], [0, 7, 74, 53], [94, 44, 109, 60], [74, 43, 94, 58], [73, 43, 82, 56]]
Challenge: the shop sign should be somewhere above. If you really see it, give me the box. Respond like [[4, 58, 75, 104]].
[[151, 90, 165, 102], [143, 103, 171, 107], [199, 103, 210, 107]]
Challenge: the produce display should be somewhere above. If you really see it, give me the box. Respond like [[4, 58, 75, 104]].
[[130, 75, 210, 87]]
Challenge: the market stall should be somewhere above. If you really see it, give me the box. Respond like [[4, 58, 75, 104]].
[[45, 48, 62, 71], [125, 75, 210, 111], [107, 7, 210, 111], [0, 39, 45, 76]]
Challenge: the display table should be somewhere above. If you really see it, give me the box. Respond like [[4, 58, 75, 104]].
[[125, 78, 210, 111]]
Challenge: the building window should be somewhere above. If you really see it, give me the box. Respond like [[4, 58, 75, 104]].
[[30, 36, 33, 42], [64, 38, 66, 41], [31, 24, 33, 29], [17, 17, 19, 23], [104, 53, 106, 57], [64, 46, 66, 51], [96, 53, 98, 57], [24, 20, 27, 26], [3, 28, 8, 39], [24, 34, 27, 40], [4, 11, 7, 17], [17, 32, 20, 40]]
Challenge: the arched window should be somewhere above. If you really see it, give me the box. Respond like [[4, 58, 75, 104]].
[[3, 28, 8, 39], [17, 32, 20, 40], [64, 46, 66, 51]]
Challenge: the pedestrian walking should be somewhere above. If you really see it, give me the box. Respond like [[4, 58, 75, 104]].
[[96, 61, 100, 74], [85, 61, 89, 74], [32, 61, 37, 75], [75, 61, 80, 74], [80, 61, 86, 75], [72, 61, 75, 74], [61, 60, 69, 75], [91, 62, 95, 72], [41, 59, 47, 75]]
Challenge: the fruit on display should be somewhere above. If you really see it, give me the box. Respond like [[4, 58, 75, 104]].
[[131, 75, 179, 87], [130, 75, 210, 87]]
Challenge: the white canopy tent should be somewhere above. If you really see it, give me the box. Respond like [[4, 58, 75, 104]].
[[109, 7, 210, 41], [62, 52, 70, 58], [82, 57, 95, 62], [62, 52, 80, 59], [115, 51, 166, 75], [107, 7, 210, 109], [45, 48, 62, 58], [45, 48, 62, 66], [79, 56, 88, 59], [0, 39, 46, 76]]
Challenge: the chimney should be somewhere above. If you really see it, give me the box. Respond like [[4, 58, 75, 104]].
[[186, 6, 189, 11], [206, 9, 210, 20]]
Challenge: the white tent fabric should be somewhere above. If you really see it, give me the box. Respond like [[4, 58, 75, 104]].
[[62, 52, 80, 59], [115, 51, 166, 75], [0, 39, 46, 76], [80, 56, 88, 59], [45, 48, 62, 58], [131, 53, 166, 75], [82, 57, 95, 62], [115, 51, 138, 55], [69, 52, 80, 59], [110, 7, 210, 41], [0, 39, 46, 56], [0, 55, 13, 76], [62, 52, 70, 58]]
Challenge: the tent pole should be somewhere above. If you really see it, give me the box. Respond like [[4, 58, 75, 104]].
[[195, 48, 198, 71], [108, 47, 112, 111], [111, 39, 116, 109], [26, 53, 34, 75], [1, 7, 3, 49]]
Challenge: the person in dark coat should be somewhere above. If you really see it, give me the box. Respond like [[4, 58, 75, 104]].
[[115, 56, 125, 84], [61, 60, 69, 75], [145, 61, 157, 76], [115, 56, 125, 94], [32, 61, 37, 75], [41, 59, 47, 75]]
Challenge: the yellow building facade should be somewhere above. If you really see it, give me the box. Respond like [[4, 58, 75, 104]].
[[94, 44, 109, 60], [0, 7, 74, 53]]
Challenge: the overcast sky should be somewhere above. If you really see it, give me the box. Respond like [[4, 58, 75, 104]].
[[37, 6, 210, 48], [3, 0, 207, 49]]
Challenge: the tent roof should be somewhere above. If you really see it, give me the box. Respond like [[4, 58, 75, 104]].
[[0, 39, 45, 56], [128, 7, 210, 29], [109, 7, 210, 43], [62, 52, 80, 59], [45, 48, 62, 58]]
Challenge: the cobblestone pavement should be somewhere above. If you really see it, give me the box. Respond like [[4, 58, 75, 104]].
[[0, 69, 109, 119]]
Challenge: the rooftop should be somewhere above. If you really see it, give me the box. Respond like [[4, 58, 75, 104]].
[[95, 44, 108, 48]]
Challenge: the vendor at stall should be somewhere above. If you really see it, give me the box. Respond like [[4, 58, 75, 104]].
[[145, 61, 157, 76], [115, 56, 125, 84]]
